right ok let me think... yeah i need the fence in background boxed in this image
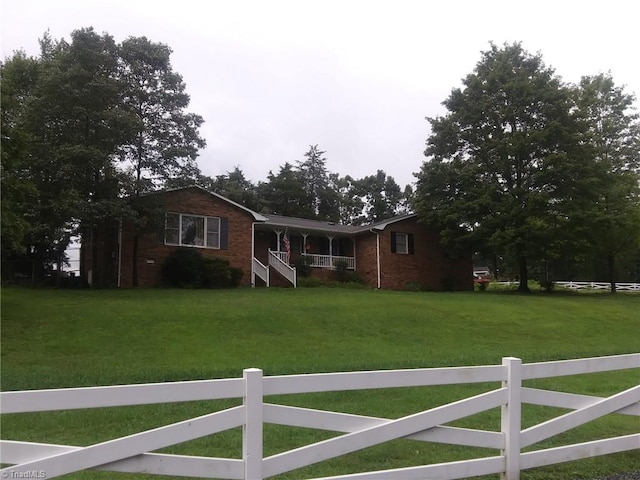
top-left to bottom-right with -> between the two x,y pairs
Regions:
1,354 -> 638,479
555,281 -> 640,292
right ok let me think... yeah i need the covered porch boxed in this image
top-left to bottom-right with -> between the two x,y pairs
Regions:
252,214 -> 361,288
255,228 -> 356,271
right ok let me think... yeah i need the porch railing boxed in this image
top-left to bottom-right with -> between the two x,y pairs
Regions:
268,251 -> 296,288
252,258 -> 269,287
302,254 -> 356,270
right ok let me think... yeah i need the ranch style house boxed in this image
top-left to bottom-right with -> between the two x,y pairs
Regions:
82,186 -> 472,290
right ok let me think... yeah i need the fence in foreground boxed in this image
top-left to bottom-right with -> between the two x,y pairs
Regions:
1,354 -> 638,479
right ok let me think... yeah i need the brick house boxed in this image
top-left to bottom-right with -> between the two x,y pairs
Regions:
82,186 -> 472,290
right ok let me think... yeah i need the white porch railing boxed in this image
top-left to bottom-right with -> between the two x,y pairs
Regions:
252,257 -> 269,287
302,253 -> 356,270
268,250 -> 296,287
270,250 -> 289,264
1,354 -> 638,479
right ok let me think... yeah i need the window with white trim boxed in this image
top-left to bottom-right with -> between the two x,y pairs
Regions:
165,213 -> 220,249
394,232 -> 409,254
391,231 -> 414,255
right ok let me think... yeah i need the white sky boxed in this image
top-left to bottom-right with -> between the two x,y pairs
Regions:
2,0 -> 639,189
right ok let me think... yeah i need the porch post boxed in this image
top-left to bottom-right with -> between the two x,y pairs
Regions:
251,222 -> 255,287
274,230 -> 282,253
351,237 -> 356,270
327,235 -> 334,268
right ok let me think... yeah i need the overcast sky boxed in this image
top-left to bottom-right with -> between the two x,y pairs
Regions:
2,0 -> 639,189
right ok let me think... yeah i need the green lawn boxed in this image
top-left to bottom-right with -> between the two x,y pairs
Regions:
1,287 -> 639,479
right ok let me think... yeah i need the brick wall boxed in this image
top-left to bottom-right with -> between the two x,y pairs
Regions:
355,218 -> 472,291
119,187 -> 257,287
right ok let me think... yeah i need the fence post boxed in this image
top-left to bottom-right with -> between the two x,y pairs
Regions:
243,368 -> 263,480
501,357 -> 522,480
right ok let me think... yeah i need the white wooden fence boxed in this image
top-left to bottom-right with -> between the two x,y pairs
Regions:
496,281 -> 640,292
555,281 -> 640,292
1,354 -> 638,479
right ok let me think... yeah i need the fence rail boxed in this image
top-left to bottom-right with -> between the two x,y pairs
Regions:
1,354 -> 638,479
555,281 -> 640,291
496,281 -> 640,291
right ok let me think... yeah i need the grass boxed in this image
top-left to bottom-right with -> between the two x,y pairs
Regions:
1,287 -> 639,479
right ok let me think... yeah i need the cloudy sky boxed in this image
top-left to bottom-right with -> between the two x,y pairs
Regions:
2,0 -> 639,189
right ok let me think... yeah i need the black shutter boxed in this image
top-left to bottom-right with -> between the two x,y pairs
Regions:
408,233 -> 415,255
390,231 -> 397,253
220,217 -> 228,249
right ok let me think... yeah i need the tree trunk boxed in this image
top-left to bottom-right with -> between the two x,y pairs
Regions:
132,234 -> 139,287
518,256 -> 530,292
91,227 -> 100,288
608,254 -> 617,294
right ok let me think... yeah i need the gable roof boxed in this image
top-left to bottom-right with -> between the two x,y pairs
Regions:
159,185 -> 268,222
361,213 -> 418,232
159,186 -> 419,233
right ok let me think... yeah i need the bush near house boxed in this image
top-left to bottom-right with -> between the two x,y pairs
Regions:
162,248 -> 243,288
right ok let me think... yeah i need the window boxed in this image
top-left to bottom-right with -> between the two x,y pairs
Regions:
165,213 -> 221,249
394,233 -> 409,254
391,232 -> 414,255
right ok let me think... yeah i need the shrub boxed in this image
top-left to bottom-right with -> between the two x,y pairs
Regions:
298,276 -> 325,288
440,277 -> 456,291
333,260 -> 362,284
294,255 -> 314,277
404,281 -> 427,292
162,248 -> 203,287
540,280 -> 555,293
162,248 -> 243,288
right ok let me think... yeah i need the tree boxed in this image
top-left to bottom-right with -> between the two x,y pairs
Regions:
573,74 -> 640,293
296,145 -> 340,221
331,173 -> 364,225
117,36 -> 206,285
2,29 -> 135,284
414,43 -> 586,292
118,36 -> 205,194
258,163 -> 314,217
356,170 -> 406,223
199,166 -> 262,211
1,29 -> 206,286
1,51 -> 39,260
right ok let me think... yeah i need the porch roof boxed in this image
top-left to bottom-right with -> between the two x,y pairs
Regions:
259,214 -> 361,235
257,213 -> 419,235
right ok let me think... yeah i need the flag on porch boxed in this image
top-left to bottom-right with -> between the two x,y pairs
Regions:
283,230 -> 291,261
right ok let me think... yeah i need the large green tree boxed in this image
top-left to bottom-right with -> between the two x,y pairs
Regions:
199,166 -> 262,212
356,170 -> 407,223
573,74 -> 640,292
2,29 -> 135,283
296,145 -> 341,221
258,162 -> 314,218
118,36 -> 205,194
116,36 -> 206,286
415,43 -> 587,292
1,28 -> 206,286
0,52 -> 39,261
